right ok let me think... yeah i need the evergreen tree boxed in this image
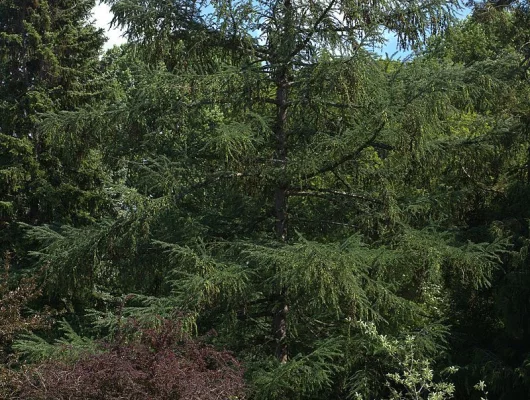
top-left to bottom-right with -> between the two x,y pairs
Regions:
100,0 -> 461,366
0,0 -> 107,263
421,2 -> 530,397
11,0 -> 530,398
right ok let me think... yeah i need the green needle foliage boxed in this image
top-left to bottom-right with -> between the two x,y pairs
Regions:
0,0 -> 109,266
1,0 -> 530,398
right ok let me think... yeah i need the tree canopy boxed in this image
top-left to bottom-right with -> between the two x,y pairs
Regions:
1,0 -> 530,398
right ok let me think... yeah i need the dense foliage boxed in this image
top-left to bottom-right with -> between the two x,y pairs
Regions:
0,0 -> 109,264
8,318 -> 245,400
1,0 -> 529,398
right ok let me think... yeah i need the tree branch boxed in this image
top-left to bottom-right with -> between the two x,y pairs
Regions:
288,0 -> 338,60
288,188 -> 381,203
301,121 -> 386,180
173,171 -> 248,201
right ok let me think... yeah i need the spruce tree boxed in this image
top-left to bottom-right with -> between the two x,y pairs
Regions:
0,0 -> 106,262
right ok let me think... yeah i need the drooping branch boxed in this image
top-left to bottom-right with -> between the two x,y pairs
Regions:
288,188 -> 381,203
301,121 -> 386,180
173,171 -> 248,202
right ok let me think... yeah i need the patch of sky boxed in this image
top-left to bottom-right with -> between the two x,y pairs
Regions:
376,5 -> 472,59
92,1 -> 472,57
92,2 -> 127,50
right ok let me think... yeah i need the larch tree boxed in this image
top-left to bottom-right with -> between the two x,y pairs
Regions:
102,0 -> 457,360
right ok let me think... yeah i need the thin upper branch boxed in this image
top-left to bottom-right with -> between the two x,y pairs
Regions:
301,121 -> 386,180
288,0 -> 339,60
289,187 -> 381,203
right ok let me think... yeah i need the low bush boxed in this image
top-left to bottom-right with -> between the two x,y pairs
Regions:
10,318 -> 245,399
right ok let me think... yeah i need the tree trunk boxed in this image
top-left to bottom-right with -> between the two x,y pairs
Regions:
271,0 -> 292,360
272,75 -> 290,363
527,145 -> 530,184
272,78 -> 289,363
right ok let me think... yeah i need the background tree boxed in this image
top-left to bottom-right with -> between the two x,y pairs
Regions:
0,0 -> 108,265
421,1 -> 530,397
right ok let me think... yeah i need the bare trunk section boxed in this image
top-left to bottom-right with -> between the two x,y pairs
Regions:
271,8 -> 291,359
273,302 -> 289,362
272,76 -> 290,363
527,146 -> 530,184
274,77 -> 289,240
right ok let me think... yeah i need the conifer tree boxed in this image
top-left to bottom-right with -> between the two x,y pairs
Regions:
420,2 -> 530,397
0,0 -> 107,262
21,0 -> 514,398
100,0 -> 458,361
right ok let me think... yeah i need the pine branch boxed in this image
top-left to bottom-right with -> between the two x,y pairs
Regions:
288,0 -> 339,60
173,171 -> 248,202
289,188 -> 381,203
302,121 -> 386,180
290,217 -> 358,228
237,310 -> 272,320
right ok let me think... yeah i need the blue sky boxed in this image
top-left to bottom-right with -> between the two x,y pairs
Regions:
92,2 -> 471,55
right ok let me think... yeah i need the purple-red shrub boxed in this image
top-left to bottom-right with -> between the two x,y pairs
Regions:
1,252 -> 50,398
0,253 -> 49,357
13,318 -> 246,400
